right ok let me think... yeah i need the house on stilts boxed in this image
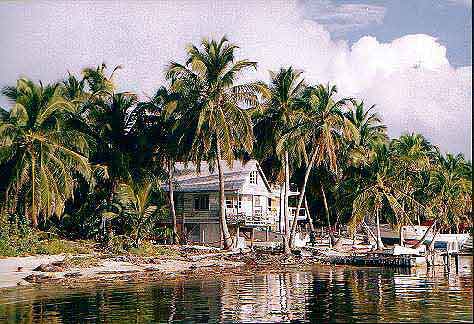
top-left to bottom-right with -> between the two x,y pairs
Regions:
162,159 -> 308,247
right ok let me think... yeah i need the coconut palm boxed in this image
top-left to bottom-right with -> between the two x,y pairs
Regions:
253,66 -> 306,253
0,78 -> 91,227
331,101 -> 388,229
390,133 -> 434,225
138,86 -> 181,244
349,144 -> 427,250
343,100 -> 387,167
285,84 -> 350,248
115,179 -> 159,247
427,153 -> 472,232
166,36 -> 259,249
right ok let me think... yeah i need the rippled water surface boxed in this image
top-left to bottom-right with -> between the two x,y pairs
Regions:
0,257 -> 472,323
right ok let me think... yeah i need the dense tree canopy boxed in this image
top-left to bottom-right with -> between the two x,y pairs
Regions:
0,36 -> 471,251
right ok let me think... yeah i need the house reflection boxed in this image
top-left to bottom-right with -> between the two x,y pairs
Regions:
0,262 -> 472,323
219,271 -> 313,322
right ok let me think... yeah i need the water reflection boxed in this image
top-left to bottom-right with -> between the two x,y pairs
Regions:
0,257 -> 472,323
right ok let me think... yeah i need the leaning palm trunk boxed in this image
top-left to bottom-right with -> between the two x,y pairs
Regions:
321,184 -> 334,248
413,220 -> 437,249
282,150 -> 291,254
289,151 -> 317,248
305,197 -> 316,233
375,208 -> 384,250
168,160 -> 178,244
216,143 -> 233,250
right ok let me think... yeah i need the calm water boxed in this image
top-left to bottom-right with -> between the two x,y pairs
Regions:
0,257 -> 472,323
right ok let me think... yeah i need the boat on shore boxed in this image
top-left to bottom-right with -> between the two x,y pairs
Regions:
378,223 -> 472,252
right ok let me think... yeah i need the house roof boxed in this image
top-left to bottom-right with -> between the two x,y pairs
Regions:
166,159 -> 272,193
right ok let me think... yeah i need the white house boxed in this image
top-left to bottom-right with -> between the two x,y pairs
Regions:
163,159 -> 307,245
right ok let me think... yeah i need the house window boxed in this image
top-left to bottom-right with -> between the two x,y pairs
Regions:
193,195 -> 209,210
226,197 -> 242,210
250,171 -> 258,184
268,198 -> 272,211
173,193 -> 184,210
254,196 -> 261,206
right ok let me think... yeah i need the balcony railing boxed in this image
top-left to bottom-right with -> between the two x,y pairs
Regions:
226,211 -> 276,227
288,207 -> 307,220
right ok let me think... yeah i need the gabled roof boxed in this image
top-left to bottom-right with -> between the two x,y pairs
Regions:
166,159 -> 272,193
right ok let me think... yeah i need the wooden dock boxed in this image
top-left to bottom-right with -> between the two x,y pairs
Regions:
324,253 -> 420,267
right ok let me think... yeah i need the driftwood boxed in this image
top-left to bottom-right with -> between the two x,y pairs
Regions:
187,249 -> 249,262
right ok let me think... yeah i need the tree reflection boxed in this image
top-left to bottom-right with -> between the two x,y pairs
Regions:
0,260 -> 472,323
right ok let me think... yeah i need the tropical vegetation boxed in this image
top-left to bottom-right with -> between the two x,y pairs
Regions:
0,36 -> 471,255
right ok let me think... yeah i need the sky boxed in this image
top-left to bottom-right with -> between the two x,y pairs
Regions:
0,0 -> 471,158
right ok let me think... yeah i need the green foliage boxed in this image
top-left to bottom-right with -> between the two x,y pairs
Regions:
34,239 -> 93,255
0,214 -> 39,256
0,214 -> 93,256
0,36 -> 471,253
0,79 -> 91,227
115,179 -> 163,247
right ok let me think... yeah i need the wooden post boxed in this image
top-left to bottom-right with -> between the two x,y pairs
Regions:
265,226 -> 269,241
305,196 -> 315,233
251,194 -> 254,222
236,225 -> 240,248
236,194 -> 239,215
455,254 -> 459,273
250,228 -> 255,248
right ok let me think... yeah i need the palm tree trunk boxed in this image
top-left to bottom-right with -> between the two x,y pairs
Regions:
305,196 -> 315,233
31,155 -> 38,228
168,159 -> 178,244
399,225 -> 404,247
413,220 -> 437,249
282,150 -> 291,254
321,184 -> 333,248
216,142 -> 232,250
375,208 -> 384,250
135,226 -> 142,248
289,150 -> 317,248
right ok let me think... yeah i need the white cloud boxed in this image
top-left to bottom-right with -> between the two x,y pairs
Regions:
0,0 -> 471,157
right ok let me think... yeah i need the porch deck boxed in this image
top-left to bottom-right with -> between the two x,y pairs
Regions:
226,212 -> 276,227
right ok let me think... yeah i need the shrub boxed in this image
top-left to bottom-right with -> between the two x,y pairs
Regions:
34,239 -> 94,255
0,214 -> 39,257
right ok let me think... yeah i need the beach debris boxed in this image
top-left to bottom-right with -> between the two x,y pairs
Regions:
16,279 -> 30,286
24,273 -> 58,283
33,261 -> 65,272
64,272 -> 82,278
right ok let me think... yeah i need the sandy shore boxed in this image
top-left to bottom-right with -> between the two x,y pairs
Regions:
0,248 -> 252,289
0,254 -> 67,288
0,243 -> 369,289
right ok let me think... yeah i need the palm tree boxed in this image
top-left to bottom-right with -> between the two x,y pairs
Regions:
139,87 -> 181,244
349,144 -> 426,250
286,84 -> 349,248
166,36 -> 259,250
115,179 -> 158,247
0,78 -> 91,227
343,100 -> 387,167
253,67 -> 306,253
390,133 -> 434,225
427,152 -> 472,232
59,65 -> 147,241
330,100 -> 388,235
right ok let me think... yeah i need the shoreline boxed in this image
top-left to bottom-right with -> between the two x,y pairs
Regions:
0,246 -> 318,290
2,245 -> 472,291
